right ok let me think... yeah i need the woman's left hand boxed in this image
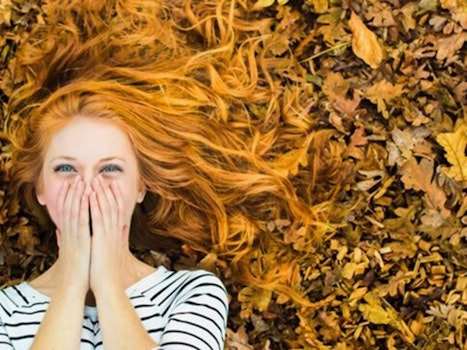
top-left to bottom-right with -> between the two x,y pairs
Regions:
89,175 -> 130,294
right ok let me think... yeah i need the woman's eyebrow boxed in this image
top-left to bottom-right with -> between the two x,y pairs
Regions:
51,156 -> 127,162
52,156 -> 76,161
98,156 -> 127,163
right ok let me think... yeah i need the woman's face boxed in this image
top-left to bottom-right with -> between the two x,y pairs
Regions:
35,116 -> 146,227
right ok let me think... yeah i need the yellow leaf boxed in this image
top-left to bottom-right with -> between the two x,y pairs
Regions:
317,9 -> 347,44
440,0 -> 457,9
309,0 -> 328,14
252,0 -> 275,10
364,79 -> 405,118
359,303 -> 392,325
436,124 -> 467,186
238,286 -> 272,312
361,294 -> 416,344
272,135 -> 312,176
274,149 -> 308,177
349,11 -> 383,68
0,0 -> 12,26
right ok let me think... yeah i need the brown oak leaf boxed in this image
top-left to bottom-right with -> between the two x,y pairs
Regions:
345,127 -> 368,160
317,8 -> 347,44
363,79 -> 405,118
399,158 -> 450,219
436,32 -> 467,60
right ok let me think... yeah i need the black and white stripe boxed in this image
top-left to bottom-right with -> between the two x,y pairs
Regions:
0,266 -> 228,349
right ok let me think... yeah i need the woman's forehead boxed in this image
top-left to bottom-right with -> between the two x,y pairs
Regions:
43,117 -> 135,161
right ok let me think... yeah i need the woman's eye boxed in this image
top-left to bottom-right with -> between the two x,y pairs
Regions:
101,164 -> 123,173
53,164 -> 75,172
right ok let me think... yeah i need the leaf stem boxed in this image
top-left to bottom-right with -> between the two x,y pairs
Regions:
299,41 -> 350,64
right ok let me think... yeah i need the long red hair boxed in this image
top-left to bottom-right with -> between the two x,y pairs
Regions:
6,0 -> 334,306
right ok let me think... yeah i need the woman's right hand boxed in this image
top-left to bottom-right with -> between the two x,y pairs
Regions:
54,176 -> 91,293
29,176 -> 91,349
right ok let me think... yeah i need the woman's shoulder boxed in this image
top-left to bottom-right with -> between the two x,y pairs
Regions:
135,266 -> 228,300
158,266 -> 226,289
136,266 -> 229,317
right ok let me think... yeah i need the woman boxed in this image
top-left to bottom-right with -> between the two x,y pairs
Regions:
0,110 -> 228,349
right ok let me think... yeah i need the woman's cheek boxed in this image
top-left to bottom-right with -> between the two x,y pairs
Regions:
42,182 -> 66,226
121,191 -> 137,224
114,184 -> 138,224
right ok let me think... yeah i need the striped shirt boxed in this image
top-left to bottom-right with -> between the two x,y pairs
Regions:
0,266 -> 228,349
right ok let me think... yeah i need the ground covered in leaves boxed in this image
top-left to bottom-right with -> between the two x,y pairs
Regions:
1,0 -> 466,349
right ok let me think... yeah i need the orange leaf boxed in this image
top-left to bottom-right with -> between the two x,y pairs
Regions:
349,11 -> 383,68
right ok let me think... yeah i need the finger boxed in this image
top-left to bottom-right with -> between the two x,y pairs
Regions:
90,190 -> 104,238
62,176 -> 81,237
110,180 -> 125,230
78,190 -> 90,238
92,175 -> 116,233
91,176 -> 109,230
69,179 -> 85,236
55,180 -> 71,230
99,176 -> 118,230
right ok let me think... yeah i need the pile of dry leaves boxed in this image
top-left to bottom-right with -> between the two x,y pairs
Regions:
1,0 -> 466,349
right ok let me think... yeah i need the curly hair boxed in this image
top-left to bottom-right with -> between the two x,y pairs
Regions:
6,0 -> 332,306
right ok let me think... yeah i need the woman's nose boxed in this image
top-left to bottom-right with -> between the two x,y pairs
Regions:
81,175 -> 94,195
83,183 -> 92,196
